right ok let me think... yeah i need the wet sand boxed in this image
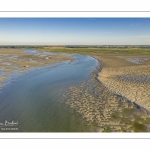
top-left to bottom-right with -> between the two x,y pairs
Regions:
64,54 -> 150,132
95,55 -> 150,111
0,48 -> 74,87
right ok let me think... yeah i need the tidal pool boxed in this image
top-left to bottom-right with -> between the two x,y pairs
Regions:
0,53 -> 99,132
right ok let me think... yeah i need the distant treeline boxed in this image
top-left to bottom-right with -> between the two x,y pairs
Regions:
65,45 -> 150,48
1,45 -> 150,49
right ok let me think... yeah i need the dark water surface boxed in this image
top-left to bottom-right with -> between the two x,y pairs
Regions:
0,52 -> 98,132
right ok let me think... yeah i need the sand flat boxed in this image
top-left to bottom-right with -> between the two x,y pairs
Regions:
95,54 -> 150,111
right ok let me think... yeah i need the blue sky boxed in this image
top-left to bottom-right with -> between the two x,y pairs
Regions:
0,18 -> 150,45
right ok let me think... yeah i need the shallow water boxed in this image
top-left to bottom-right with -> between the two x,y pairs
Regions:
0,72 -> 5,76
0,52 -> 98,132
116,74 -> 150,83
126,58 -> 148,64
24,49 -> 36,54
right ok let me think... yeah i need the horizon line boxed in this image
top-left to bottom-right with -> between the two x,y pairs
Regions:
1,45 -> 150,46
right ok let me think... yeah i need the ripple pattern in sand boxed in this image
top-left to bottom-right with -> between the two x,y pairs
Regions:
98,65 -> 150,111
63,71 -> 150,132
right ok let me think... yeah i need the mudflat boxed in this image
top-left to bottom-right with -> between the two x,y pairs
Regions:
0,48 -> 74,87
64,53 -> 150,132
